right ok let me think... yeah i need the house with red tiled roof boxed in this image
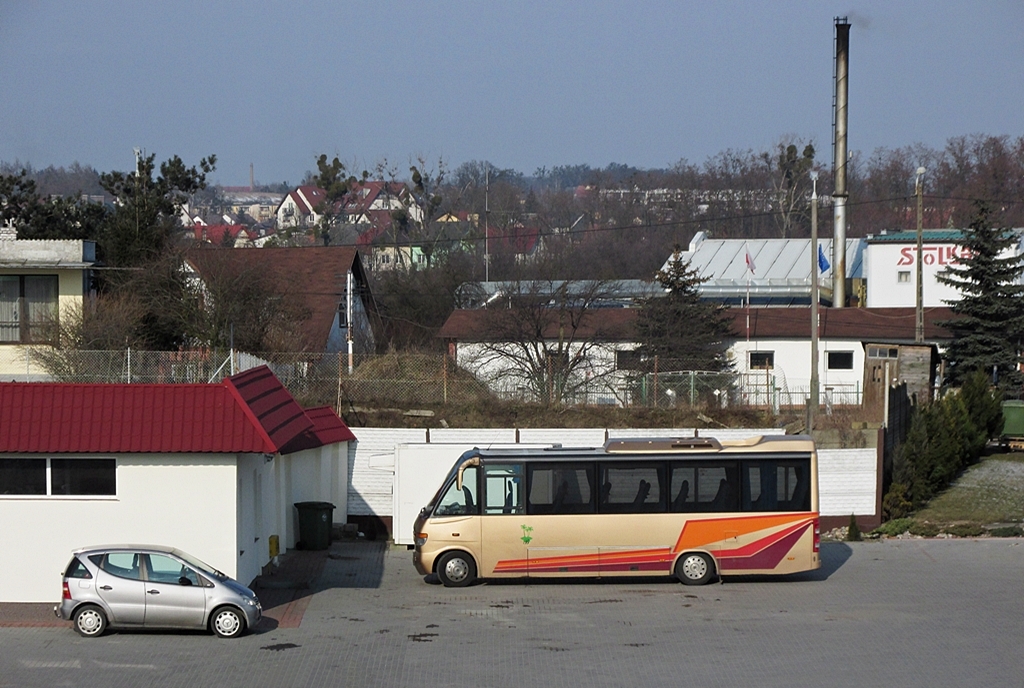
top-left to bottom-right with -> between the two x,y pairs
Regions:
0,366 -> 356,603
185,246 -> 378,354
438,305 -> 954,408
192,224 -> 258,247
275,185 -> 328,228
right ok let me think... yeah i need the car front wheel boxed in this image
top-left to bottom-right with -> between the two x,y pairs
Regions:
73,604 -> 107,638
210,606 -> 246,638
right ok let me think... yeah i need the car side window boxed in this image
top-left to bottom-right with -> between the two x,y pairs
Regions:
146,554 -> 200,586
90,552 -> 142,581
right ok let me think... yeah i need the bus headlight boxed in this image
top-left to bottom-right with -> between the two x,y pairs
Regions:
415,533 -> 428,547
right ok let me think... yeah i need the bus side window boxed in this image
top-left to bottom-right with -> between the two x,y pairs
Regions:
742,461 -> 778,511
600,464 -> 665,513
527,464 -> 595,515
695,463 -> 738,512
483,464 -> 523,515
778,461 -> 811,511
670,465 -> 696,512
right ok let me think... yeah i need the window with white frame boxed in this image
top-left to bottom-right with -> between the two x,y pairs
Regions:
0,458 -> 116,496
749,351 -> 774,370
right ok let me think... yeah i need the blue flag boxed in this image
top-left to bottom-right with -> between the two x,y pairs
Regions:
818,244 -> 831,273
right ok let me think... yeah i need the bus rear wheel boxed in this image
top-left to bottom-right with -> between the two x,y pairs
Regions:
676,552 -> 715,585
436,551 -> 477,587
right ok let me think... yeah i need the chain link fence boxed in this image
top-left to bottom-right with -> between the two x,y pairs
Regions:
22,348 -> 862,411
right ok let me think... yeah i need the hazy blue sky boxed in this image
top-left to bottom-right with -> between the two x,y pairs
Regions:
1,1 -> 1022,186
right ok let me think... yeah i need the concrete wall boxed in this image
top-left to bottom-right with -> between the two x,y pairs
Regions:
1,453 -> 237,603
281,442 -> 349,549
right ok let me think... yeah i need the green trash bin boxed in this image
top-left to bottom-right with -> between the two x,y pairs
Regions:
294,501 -> 335,550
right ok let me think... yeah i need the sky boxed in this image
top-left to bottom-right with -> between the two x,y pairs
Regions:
1,1 -> 1022,187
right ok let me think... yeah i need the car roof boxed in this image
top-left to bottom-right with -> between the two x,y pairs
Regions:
72,544 -> 178,556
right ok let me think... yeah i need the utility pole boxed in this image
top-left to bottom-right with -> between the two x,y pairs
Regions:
484,165 -> 490,283
915,166 -> 926,343
809,171 -> 820,433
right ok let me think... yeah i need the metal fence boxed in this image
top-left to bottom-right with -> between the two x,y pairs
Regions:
22,348 -> 863,411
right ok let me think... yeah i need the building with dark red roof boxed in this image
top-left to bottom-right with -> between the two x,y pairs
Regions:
186,246 -> 378,354
438,305 -> 954,408
0,366 -> 356,603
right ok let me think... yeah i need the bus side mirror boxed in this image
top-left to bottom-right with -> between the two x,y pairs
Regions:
456,466 -> 464,491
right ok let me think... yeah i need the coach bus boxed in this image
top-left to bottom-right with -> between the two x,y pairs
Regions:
412,434 -> 819,587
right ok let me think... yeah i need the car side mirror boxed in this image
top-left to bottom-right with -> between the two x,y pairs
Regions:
178,577 -> 193,586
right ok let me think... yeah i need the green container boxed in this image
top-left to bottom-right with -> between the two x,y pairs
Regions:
1001,401 -> 1024,438
294,501 -> 335,550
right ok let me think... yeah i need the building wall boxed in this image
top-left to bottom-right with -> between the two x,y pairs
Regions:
280,443 -> 349,549
865,242 -> 969,308
0,266 -> 88,380
864,240 -> 1022,308
730,338 -> 865,407
1,453 -> 237,603
235,452 -> 279,587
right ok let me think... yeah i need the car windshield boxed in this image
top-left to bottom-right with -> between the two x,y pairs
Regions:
173,550 -> 227,580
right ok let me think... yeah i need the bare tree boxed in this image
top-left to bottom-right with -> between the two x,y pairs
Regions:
463,278 -> 630,405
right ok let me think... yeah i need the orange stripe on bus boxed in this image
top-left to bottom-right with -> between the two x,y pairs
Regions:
672,513 -> 813,552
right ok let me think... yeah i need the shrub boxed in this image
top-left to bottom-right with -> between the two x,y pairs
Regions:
943,523 -> 986,538
988,525 -> 1024,538
882,482 -> 913,520
845,514 -> 862,541
872,518 -> 914,536
908,521 -> 940,537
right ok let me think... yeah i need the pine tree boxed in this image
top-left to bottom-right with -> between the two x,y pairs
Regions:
633,248 -> 734,371
937,203 -> 1024,388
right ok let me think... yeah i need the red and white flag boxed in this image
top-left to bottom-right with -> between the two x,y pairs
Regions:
744,245 -> 756,275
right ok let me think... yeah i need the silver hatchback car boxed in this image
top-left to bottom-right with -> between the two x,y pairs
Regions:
55,545 -> 261,638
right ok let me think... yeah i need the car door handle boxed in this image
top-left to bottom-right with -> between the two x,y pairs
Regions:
100,585 -> 112,590
147,590 -> 160,595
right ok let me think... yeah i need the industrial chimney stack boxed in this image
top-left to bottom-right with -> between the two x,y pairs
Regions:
832,16 -> 850,307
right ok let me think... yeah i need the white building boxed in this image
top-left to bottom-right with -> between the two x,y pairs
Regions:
863,229 -> 1024,308
0,366 -> 354,603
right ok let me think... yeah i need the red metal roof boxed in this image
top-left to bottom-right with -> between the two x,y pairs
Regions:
0,366 -> 354,455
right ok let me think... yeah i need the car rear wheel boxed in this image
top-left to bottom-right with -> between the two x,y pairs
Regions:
676,552 -> 716,585
73,604 -> 107,637
210,606 -> 246,638
436,550 -> 477,587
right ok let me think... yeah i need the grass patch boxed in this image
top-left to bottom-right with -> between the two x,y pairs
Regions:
913,456 -> 1024,524
989,525 -> 1024,537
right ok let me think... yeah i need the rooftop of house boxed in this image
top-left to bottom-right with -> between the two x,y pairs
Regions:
438,306 -> 956,343
0,365 -> 355,455
185,246 -> 369,352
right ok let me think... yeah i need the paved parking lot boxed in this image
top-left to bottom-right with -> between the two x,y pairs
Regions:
2,538 -> 1022,687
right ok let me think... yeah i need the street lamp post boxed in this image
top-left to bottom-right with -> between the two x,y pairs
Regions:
915,166 -> 926,343
809,171 -> 819,433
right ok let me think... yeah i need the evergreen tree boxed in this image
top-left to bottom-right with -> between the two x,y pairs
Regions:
937,203 -> 1024,388
633,247 -> 734,371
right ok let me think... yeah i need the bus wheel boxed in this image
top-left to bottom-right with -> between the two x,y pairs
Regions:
437,551 -> 477,587
676,552 -> 715,585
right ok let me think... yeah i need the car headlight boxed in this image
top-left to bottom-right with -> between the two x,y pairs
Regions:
415,533 -> 428,547
245,597 -> 257,606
